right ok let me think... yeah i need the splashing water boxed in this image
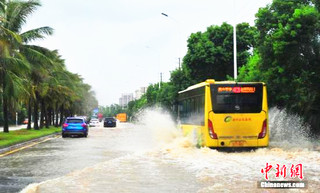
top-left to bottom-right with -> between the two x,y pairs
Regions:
268,107 -> 318,150
134,107 -> 194,149
134,107 -> 319,150
135,107 -> 180,144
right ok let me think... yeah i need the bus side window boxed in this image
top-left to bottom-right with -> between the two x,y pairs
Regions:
191,98 -> 195,117
199,96 -> 205,125
186,99 -> 191,118
179,103 -> 183,112
180,100 -> 184,123
182,100 -> 187,124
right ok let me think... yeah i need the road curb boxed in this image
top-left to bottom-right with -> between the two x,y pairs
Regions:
0,133 -> 61,156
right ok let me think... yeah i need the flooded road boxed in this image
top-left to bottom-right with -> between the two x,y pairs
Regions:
1,108 -> 319,193
0,124 -> 133,193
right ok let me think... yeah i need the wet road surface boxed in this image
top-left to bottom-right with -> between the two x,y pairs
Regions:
1,109 -> 320,193
0,123 -> 134,192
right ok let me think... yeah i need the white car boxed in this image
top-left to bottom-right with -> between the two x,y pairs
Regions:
89,119 -> 100,127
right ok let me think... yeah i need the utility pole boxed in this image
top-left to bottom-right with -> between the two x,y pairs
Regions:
159,72 -> 163,89
233,24 -> 237,80
233,0 -> 238,80
161,13 -> 182,70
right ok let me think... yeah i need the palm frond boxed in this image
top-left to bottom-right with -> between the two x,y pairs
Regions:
5,0 -> 41,32
0,25 -> 22,44
3,69 -> 29,100
19,45 -> 53,68
20,26 -> 53,43
0,0 -> 5,14
23,44 -> 55,58
0,54 -> 30,73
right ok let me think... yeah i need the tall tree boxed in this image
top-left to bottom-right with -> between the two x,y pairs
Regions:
0,1 -> 98,131
2,0 -> 53,131
183,22 -> 257,82
0,0 -> 34,132
239,0 -> 320,133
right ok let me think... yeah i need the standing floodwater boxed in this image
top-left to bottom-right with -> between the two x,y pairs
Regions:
17,108 -> 320,193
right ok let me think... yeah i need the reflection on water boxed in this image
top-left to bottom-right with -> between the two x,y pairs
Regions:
21,108 -> 320,193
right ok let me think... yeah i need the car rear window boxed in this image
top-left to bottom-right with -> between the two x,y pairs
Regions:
105,118 -> 115,121
66,119 -> 83,123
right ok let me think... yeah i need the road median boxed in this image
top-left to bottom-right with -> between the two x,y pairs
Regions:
0,127 -> 61,156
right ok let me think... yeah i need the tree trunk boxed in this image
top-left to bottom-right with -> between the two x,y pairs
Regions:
51,108 -> 54,126
2,94 -> 9,133
47,107 -> 51,128
40,98 -> 45,128
27,98 -> 32,130
55,103 -> 59,127
33,93 -> 39,130
59,106 -> 64,126
2,70 -> 9,133
51,109 -> 55,126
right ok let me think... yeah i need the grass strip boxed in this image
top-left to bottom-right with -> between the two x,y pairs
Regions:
0,126 -> 61,149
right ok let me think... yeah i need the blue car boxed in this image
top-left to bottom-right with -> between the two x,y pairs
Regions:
62,117 -> 88,138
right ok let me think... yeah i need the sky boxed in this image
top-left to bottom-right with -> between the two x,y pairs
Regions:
24,0 -> 272,106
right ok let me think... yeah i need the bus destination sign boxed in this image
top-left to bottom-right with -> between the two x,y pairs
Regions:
218,86 -> 256,93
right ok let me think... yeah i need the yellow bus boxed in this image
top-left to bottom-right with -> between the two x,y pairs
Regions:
178,79 -> 269,148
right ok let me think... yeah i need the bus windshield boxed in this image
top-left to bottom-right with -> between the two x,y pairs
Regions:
211,84 -> 263,113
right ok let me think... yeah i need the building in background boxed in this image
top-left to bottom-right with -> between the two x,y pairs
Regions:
119,87 -> 146,108
119,93 -> 134,108
134,87 -> 146,100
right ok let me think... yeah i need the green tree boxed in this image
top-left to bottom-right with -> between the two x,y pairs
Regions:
237,51 -> 263,82
5,0 -> 53,130
0,0 -> 38,132
183,22 -> 257,82
145,83 -> 160,106
0,0 -> 98,131
100,104 -> 124,117
241,0 -> 320,133
127,95 -> 147,118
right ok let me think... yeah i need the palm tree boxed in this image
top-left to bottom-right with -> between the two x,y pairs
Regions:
0,0 -> 53,132
36,49 -> 65,128
0,0 -> 29,132
1,1 -> 98,131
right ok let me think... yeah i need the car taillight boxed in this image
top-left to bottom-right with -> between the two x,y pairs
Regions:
258,119 -> 267,139
82,123 -> 87,128
208,119 -> 218,139
63,123 -> 68,128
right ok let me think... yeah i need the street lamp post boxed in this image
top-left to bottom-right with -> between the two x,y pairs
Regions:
233,0 -> 238,80
161,12 -> 181,70
161,13 -> 168,17
233,24 -> 237,80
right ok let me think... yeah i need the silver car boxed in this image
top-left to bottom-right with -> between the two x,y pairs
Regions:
89,119 -> 100,127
